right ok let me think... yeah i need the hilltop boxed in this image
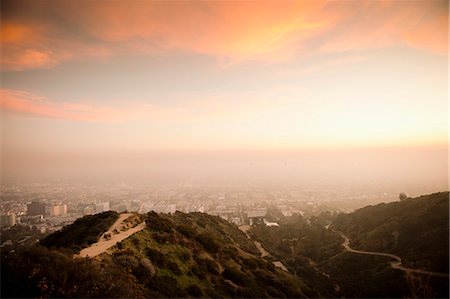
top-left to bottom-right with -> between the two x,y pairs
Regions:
2,211 -> 316,298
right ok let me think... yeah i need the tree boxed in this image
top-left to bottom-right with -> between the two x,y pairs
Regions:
399,193 -> 408,201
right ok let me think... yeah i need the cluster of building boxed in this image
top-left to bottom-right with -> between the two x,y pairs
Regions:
0,182 -> 398,235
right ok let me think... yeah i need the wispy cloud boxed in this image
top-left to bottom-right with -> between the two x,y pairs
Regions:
1,0 -> 446,71
319,1 -> 448,54
0,89 -> 129,122
0,88 -> 292,123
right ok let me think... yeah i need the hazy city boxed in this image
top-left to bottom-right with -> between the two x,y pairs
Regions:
1,0 -> 448,298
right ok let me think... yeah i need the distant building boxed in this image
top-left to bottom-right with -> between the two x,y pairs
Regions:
95,202 -> 110,214
264,220 -> 279,227
49,204 -> 67,216
280,210 -> 293,217
27,201 -> 46,216
0,213 -> 17,227
247,210 -> 267,225
83,206 -> 95,215
229,216 -> 241,225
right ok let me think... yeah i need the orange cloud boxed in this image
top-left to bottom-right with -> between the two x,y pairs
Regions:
403,14 -> 448,53
61,0 -> 332,66
0,89 -> 127,122
0,88 -> 289,123
0,21 -> 112,71
1,0 -> 447,71
319,1 -> 448,54
0,23 -> 62,70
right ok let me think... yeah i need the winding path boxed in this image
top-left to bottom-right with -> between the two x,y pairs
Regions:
78,213 -> 146,258
337,231 -> 449,278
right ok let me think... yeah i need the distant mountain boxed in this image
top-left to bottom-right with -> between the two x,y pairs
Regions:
332,191 -> 449,273
2,211 -> 316,298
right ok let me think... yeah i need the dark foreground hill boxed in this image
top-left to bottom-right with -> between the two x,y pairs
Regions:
2,211 -> 316,298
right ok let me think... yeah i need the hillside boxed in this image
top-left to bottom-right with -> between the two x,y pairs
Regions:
2,211 -> 317,298
2,192 -> 448,298
39,211 -> 120,253
250,192 -> 449,298
332,191 -> 449,273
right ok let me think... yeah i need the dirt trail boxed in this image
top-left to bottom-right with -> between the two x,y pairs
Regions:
78,213 -> 145,258
254,240 -> 270,258
337,231 -> 449,278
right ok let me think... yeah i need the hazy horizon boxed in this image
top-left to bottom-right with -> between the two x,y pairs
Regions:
1,0 -> 448,196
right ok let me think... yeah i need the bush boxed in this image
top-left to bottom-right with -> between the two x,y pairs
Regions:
186,284 -> 203,297
243,258 -> 259,270
145,248 -> 167,268
195,233 -> 219,253
177,224 -> 196,238
149,275 -> 186,297
40,211 -> 119,252
222,267 -> 249,286
190,264 -> 206,279
167,261 -> 182,275
146,212 -> 173,233
152,232 -> 175,244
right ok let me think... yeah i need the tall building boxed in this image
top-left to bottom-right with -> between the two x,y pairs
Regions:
0,213 -> 17,227
27,201 -> 46,216
49,204 -> 67,216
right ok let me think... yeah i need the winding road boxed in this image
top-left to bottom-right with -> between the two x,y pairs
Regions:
337,231 -> 449,278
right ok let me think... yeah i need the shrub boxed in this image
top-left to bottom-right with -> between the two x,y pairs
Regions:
167,261 -> 182,275
195,233 -> 219,253
146,212 -> 173,233
186,284 -> 203,297
149,275 -> 186,297
177,224 -> 196,238
39,211 -> 119,252
145,248 -> 167,268
243,258 -> 259,270
222,267 -> 249,286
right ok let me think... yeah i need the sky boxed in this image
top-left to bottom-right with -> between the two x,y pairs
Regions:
0,0 -> 448,191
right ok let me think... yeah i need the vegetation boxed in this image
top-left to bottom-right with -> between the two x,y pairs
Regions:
39,211 -> 119,253
251,192 -> 449,298
250,214 -> 345,297
1,246 -> 147,298
2,211 -> 314,298
333,191 -> 449,272
2,192 -> 448,298
0,224 -> 48,249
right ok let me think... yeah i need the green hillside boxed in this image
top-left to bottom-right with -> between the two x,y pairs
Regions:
332,191 -> 449,272
2,192 -> 448,298
2,211 -> 316,298
250,192 -> 449,298
39,211 -> 119,253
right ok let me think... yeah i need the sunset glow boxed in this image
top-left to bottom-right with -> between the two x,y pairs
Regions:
0,0 -> 448,187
